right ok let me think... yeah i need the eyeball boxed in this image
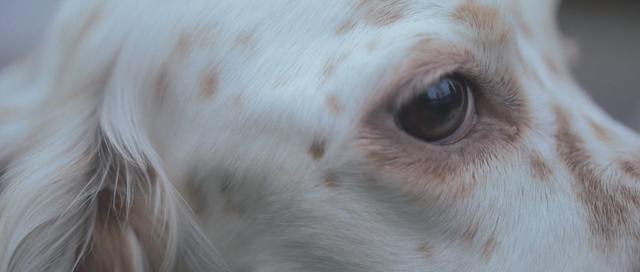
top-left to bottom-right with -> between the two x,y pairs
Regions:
395,74 -> 477,144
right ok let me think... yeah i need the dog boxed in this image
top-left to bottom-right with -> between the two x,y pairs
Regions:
1,0 -> 640,271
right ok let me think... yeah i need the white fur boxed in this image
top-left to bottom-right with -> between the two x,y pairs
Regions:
0,0 -> 638,271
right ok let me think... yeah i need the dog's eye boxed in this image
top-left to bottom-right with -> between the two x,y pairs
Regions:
395,75 -> 476,144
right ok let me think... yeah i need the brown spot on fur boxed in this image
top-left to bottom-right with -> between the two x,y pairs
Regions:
323,177 -> 338,188
200,69 -> 219,98
555,107 -> 640,249
234,31 -> 255,49
176,32 -> 193,59
417,243 -> 433,258
321,54 -> 349,83
308,139 -> 326,161
451,0 -> 511,46
355,0 -> 408,26
621,157 -> 640,181
530,152 -> 553,181
325,95 -> 344,115
544,55 -> 563,76
452,0 -> 498,29
184,179 -> 206,215
336,20 -> 357,35
175,27 -> 217,59
77,6 -> 104,46
480,234 -> 498,262
323,62 -> 337,78
153,30 -> 199,104
588,119 -> 614,143
463,222 -> 480,243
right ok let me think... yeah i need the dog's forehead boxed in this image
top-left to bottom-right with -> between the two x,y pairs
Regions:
188,0 -> 560,117
211,0 -> 557,28
202,0 -> 560,84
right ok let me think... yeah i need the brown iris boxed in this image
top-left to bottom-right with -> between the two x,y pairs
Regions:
395,75 -> 472,143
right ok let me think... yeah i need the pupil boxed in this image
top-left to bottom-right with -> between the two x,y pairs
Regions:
396,76 -> 468,142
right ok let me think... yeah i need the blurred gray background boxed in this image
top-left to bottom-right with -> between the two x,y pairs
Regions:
559,0 -> 640,131
1,0 -> 639,130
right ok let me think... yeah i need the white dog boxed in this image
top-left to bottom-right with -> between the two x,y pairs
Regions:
1,0 -> 640,271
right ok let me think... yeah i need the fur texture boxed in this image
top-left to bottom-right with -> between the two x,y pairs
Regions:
1,0 -> 639,271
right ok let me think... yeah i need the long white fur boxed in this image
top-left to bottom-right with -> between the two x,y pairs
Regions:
0,0 -> 226,271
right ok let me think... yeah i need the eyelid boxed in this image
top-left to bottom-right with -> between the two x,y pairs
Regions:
391,70 -> 459,112
392,71 -> 479,110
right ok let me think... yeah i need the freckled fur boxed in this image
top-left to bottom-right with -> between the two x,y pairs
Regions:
463,222 -> 480,243
452,0 -> 500,29
234,31 -> 256,49
358,38 -> 529,202
1,0 -> 639,271
480,234 -> 498,262
325,94 -> 344,115
589,119 -> 615,143
451,0 -> 512,46
417,244 -> 433,259
309,139 -> 327,161
354,0 -> 409,26
335,20 -> 357,35
555,107 -> 640,249
176,32 -> 193,59
200,69 -> 219,98
620,157 -> 640,181
530,152 -> 553,181
323,62 -> 336,79
323,176 -> 338,188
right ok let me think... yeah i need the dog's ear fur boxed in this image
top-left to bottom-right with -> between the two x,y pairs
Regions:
0,1 -> 225,271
